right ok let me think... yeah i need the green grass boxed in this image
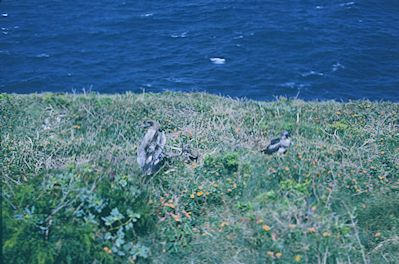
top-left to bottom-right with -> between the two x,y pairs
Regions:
1,92 -> 399,263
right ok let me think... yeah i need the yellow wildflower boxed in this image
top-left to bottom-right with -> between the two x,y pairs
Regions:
171,214 -> 181,222
164,203 -> 175,209
182,210 -> 191,219
197,191 -> 204,197
294,255 -> 302,262
262,224 -> 271,232
220,221 -> 229,228
307,227 -> 316,233
322,231 -> 331,237
275,252 -> 282,258
267,251 -> 274,257
103,246 -> 112,254
227,188 -> 232,193
190,194 -> 195,199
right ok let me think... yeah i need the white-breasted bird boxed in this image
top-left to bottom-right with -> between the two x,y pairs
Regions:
262,131 -> 291,155
137,120 -> 166,175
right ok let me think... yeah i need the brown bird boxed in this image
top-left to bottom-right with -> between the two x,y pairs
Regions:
137,120 -> 166,175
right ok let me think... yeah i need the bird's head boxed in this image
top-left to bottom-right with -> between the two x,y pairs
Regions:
281,130 -> 290,139
141,120 -> 160,130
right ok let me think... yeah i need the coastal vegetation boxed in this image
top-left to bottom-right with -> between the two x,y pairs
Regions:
1,92 -> 398,263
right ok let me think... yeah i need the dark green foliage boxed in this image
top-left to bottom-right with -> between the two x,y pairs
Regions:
2,165 -> 150,264
202,152 -> 239,178
357,193 -> 399,246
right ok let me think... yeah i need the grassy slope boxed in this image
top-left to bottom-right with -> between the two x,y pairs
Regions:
1,92 -> 399,263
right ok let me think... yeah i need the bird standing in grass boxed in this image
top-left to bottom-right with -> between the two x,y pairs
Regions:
262,131 -> 291,155
137,120 -> 166,175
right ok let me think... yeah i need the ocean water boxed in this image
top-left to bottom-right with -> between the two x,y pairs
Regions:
1,0 -> 398,101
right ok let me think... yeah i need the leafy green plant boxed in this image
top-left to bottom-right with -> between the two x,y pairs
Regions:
3,164 -> 151,264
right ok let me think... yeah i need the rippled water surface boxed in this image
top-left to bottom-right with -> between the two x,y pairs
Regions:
1,0 -> 398,100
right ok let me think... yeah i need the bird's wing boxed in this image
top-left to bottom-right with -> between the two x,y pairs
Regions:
270,138 -> 280,145
137,128 -> 158,168
157,131 -> 166,148
137,123 -> 165,175
138,128 -> 157,153
262,138 -> 281,154
152,131 -> 166,161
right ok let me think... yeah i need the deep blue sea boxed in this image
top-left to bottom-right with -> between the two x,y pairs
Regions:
1,0 -> 398,101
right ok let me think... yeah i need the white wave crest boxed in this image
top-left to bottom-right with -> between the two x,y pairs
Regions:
36,53 -> 50,58
170,32 -> 187,38
340,2 -> 355,7
210,57 -> 226,64
332,62 -> 345,72
141,13 -> 154,17
301,70 -> 324,77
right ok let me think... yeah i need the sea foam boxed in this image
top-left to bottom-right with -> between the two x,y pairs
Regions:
210,58 -> 226,64
332,62 -> 345,72
36,53 -> 50,58
141,13 -> 154,17
301,71 -> 324,77
171,32 -> 188,38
